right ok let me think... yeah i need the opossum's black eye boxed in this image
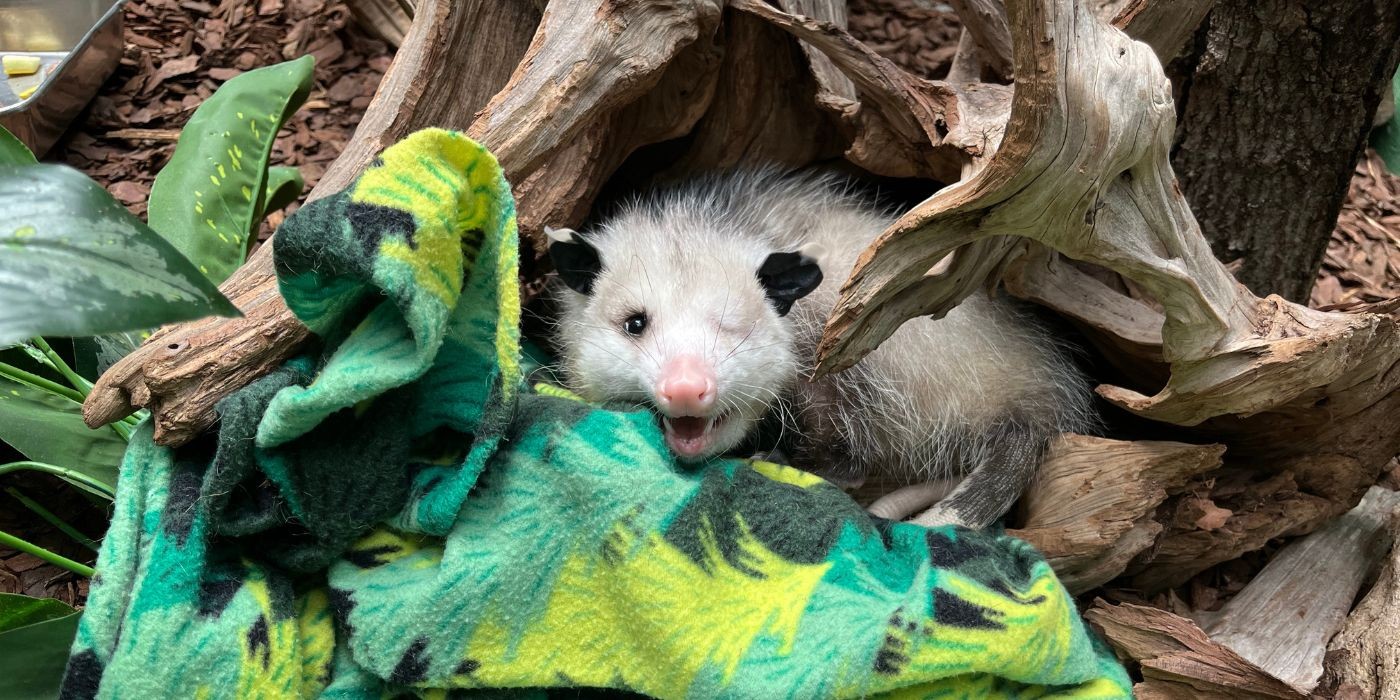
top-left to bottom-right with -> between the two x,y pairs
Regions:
623,312 -> 648,337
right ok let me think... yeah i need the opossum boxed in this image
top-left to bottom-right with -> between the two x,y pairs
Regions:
545,168 -> 1094,528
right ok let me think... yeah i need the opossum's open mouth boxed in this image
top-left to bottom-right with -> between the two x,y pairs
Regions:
661,411 -> 732,459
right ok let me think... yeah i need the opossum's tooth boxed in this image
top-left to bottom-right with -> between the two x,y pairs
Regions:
703,416 -> 715,432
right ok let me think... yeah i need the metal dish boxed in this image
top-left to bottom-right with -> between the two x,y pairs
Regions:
0,0 -> 126,156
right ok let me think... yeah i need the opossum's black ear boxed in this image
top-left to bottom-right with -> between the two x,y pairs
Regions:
546,226 -> 601,295
757,251 -> 823,316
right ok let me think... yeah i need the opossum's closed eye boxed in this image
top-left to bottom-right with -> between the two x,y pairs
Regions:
622,311 -> 648,337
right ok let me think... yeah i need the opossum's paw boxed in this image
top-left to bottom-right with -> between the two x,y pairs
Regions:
908,503 -> 971,529
910,495 -> 1008,530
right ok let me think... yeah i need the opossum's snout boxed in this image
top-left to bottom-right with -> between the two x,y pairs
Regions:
656,356 -> 716,415
654,355 -> 731,459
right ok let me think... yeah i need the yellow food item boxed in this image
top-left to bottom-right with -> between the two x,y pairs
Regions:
3,55 -> 41,76
17,85 -> 36,99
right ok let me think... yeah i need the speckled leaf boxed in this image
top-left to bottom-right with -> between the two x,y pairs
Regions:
71,332 -> 144,380
0,125 -> 36,166
0,594 -> 75,633
263,165 -> 305,211
0,610 -> 80,699
255,166 -> 305,249
0,374 -> 123,491
147,55 -> 314,284
0,164 -> 240,347
1374,67 -> 1400,175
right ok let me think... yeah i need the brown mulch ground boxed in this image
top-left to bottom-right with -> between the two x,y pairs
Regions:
1312,150 -> 1400,308
49,0 -> 391,220
847,0 -> 964,80
0,472 -> 101,606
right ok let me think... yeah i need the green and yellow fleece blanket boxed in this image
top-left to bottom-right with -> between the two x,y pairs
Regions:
61,129 -> 1131,699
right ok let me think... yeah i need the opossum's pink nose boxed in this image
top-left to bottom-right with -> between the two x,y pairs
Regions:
656,356 -> 716,415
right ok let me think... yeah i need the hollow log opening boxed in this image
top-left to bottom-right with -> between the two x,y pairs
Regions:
80,0 -> 1400,694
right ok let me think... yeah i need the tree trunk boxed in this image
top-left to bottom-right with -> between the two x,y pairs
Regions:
1171,0 -> 1400,302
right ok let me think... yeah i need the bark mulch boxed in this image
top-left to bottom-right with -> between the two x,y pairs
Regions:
49,0 -> 391,222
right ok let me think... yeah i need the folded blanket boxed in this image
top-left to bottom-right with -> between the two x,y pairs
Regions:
61,129 -> 1131,699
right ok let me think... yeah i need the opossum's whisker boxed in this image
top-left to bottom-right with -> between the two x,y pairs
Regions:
721,320 -> 759,363
572,335 -> 644,378
712,274 -> 732,359
719,341 -> 786,365
724,381 -> 803,447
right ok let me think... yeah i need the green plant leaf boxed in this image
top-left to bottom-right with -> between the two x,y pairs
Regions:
1374,67 -> 1400,175
262,165 -> 305,217
71,332 -> 145,380
147,55 -> 315,284
0,125 -> 36,166
0,593 -> 75,633
0,164 -> 240,347
0,610 -> 80,699
0,374 -> 123,492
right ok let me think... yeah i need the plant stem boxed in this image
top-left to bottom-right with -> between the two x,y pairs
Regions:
30,337 -> 94,397
0,362 -> 85,403
109,421 -> 131,442
0,529 -> 94,577
0,461 -> 115,500
5,487 -> 98,551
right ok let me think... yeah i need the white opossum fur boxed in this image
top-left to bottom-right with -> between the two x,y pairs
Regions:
546,168 -> 1095,528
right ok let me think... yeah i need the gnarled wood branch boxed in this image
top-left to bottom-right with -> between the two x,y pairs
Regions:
1087,600 -> 1306,699
1322,510 -> 1400,700
1007,435 -> 1224,594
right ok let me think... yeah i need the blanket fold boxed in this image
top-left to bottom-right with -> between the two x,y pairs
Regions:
62,129 -> 1131,699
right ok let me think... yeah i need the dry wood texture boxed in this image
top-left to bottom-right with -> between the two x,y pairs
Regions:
1087,600 -> 1306,699
806,0 -> 1400,589
1008,435 -> 1224,594
1194,486 -> 1400,694
1322,512 -> 1400,700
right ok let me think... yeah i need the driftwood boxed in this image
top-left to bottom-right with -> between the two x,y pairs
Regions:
1007,435 -> 1224,594
1090,488 -> 1400,697
1322,511 -> 1400,700
1087,601 -> 1307,699
803,0 -> 1400,590
344,0 -> 416,47
1194,486 -> 1400,694
79,1 -> 1400,685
